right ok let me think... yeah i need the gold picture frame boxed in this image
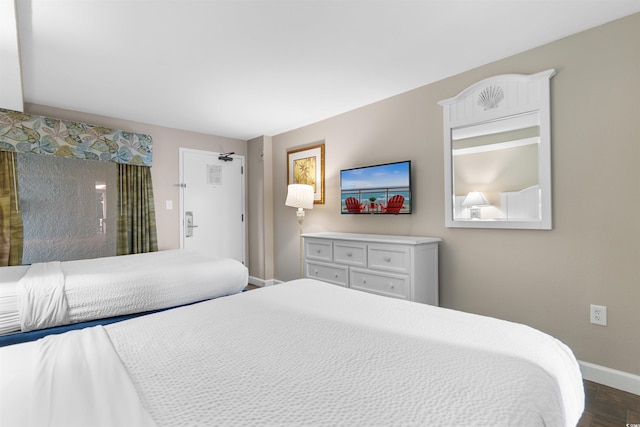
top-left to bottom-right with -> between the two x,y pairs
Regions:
287,143 -> 325,204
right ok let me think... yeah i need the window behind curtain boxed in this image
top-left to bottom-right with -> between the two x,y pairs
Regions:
17,153 -> 118,264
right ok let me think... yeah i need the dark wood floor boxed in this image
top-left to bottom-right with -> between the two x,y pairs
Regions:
579,380 -> 640,426
244,286 -> 639,425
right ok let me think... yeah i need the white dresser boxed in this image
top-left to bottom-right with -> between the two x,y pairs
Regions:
301,232 -> 441,305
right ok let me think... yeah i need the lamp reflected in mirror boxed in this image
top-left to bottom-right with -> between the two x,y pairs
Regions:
462,191 -> 489,219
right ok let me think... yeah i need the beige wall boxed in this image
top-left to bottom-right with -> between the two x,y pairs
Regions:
24,103 -> 247,252
0,0 -> 23,111
247,135 -> 275,283
247,136 -> 265,279
271,14 -> 640,375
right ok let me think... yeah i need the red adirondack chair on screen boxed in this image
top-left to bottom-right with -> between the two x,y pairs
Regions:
344,197 -> 364,213
380,195 -> 405,214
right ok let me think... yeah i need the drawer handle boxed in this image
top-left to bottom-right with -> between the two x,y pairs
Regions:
346,252 -> 352,257
314,269 -> 319,274
334,273 -> 338,278
388,283 -> 395,289
362,278 -> 367,284
316,248 -> 321,253
384,256 -> 391,262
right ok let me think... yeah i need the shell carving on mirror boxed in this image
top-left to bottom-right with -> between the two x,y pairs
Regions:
477,85 -> 504,110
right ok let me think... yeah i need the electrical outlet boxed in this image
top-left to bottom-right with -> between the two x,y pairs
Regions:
590,304 -> 607,326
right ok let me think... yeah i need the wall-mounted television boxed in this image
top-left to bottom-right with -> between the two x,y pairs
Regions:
340,160 -> 412,215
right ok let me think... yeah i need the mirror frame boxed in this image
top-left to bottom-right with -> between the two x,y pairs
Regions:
438,69 -> 556,229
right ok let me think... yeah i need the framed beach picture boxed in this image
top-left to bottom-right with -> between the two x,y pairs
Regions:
287,143 -> 324,204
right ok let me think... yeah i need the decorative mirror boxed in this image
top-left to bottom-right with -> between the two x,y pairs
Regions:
438,69 -> 556,229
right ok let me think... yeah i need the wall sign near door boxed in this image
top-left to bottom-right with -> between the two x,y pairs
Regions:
207,164 -> 223,185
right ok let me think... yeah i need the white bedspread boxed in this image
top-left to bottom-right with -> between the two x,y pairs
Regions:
0,279 -> 584,426
1,249 -> 248,334
62,250 -> 247,324
16,262 -> 68,332
0,326 -> 156,427
0,266 -> 29,335
107,279 -> 583,426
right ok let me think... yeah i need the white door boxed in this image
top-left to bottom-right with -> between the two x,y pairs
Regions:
179,148 -> 245,264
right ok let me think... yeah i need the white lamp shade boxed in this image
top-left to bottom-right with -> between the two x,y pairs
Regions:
285,184 -> 314,209
462,191 -> 489,207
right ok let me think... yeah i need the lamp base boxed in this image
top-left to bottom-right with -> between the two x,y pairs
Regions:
296,207 -> 305,225
469,207 -> 481,219
296,208 -> 305,277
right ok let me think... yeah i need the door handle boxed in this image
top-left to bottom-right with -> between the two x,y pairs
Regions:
185,211 -> 199,237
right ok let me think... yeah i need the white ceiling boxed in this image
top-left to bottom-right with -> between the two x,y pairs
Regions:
14,1 -> 640,140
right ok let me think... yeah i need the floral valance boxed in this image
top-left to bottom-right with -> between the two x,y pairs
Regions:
0,108 -> 152,167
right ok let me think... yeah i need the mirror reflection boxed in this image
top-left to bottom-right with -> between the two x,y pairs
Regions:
452,112 -> 540,221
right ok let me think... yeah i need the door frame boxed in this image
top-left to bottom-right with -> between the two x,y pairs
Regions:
178,147 -> 247,264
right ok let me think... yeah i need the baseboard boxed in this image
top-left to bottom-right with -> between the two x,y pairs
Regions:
579,360 -> 640,396
248,276 -> 282,287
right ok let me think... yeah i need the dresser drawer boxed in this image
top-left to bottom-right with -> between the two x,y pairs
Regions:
305,239 -> 333,262
349,268 -> 409,299
367,245 -> 410,273
334,242 -> 366,266
305,261 -> 348,287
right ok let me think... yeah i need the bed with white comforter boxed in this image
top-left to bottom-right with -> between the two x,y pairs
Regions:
0,278 -> 584,427
0,249 -> 248,337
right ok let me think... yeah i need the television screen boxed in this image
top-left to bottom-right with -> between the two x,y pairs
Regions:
340,160 -> 411,214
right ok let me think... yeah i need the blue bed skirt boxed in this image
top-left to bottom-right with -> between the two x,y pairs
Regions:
0,289 -> 248,347
0,310 -> 156,347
